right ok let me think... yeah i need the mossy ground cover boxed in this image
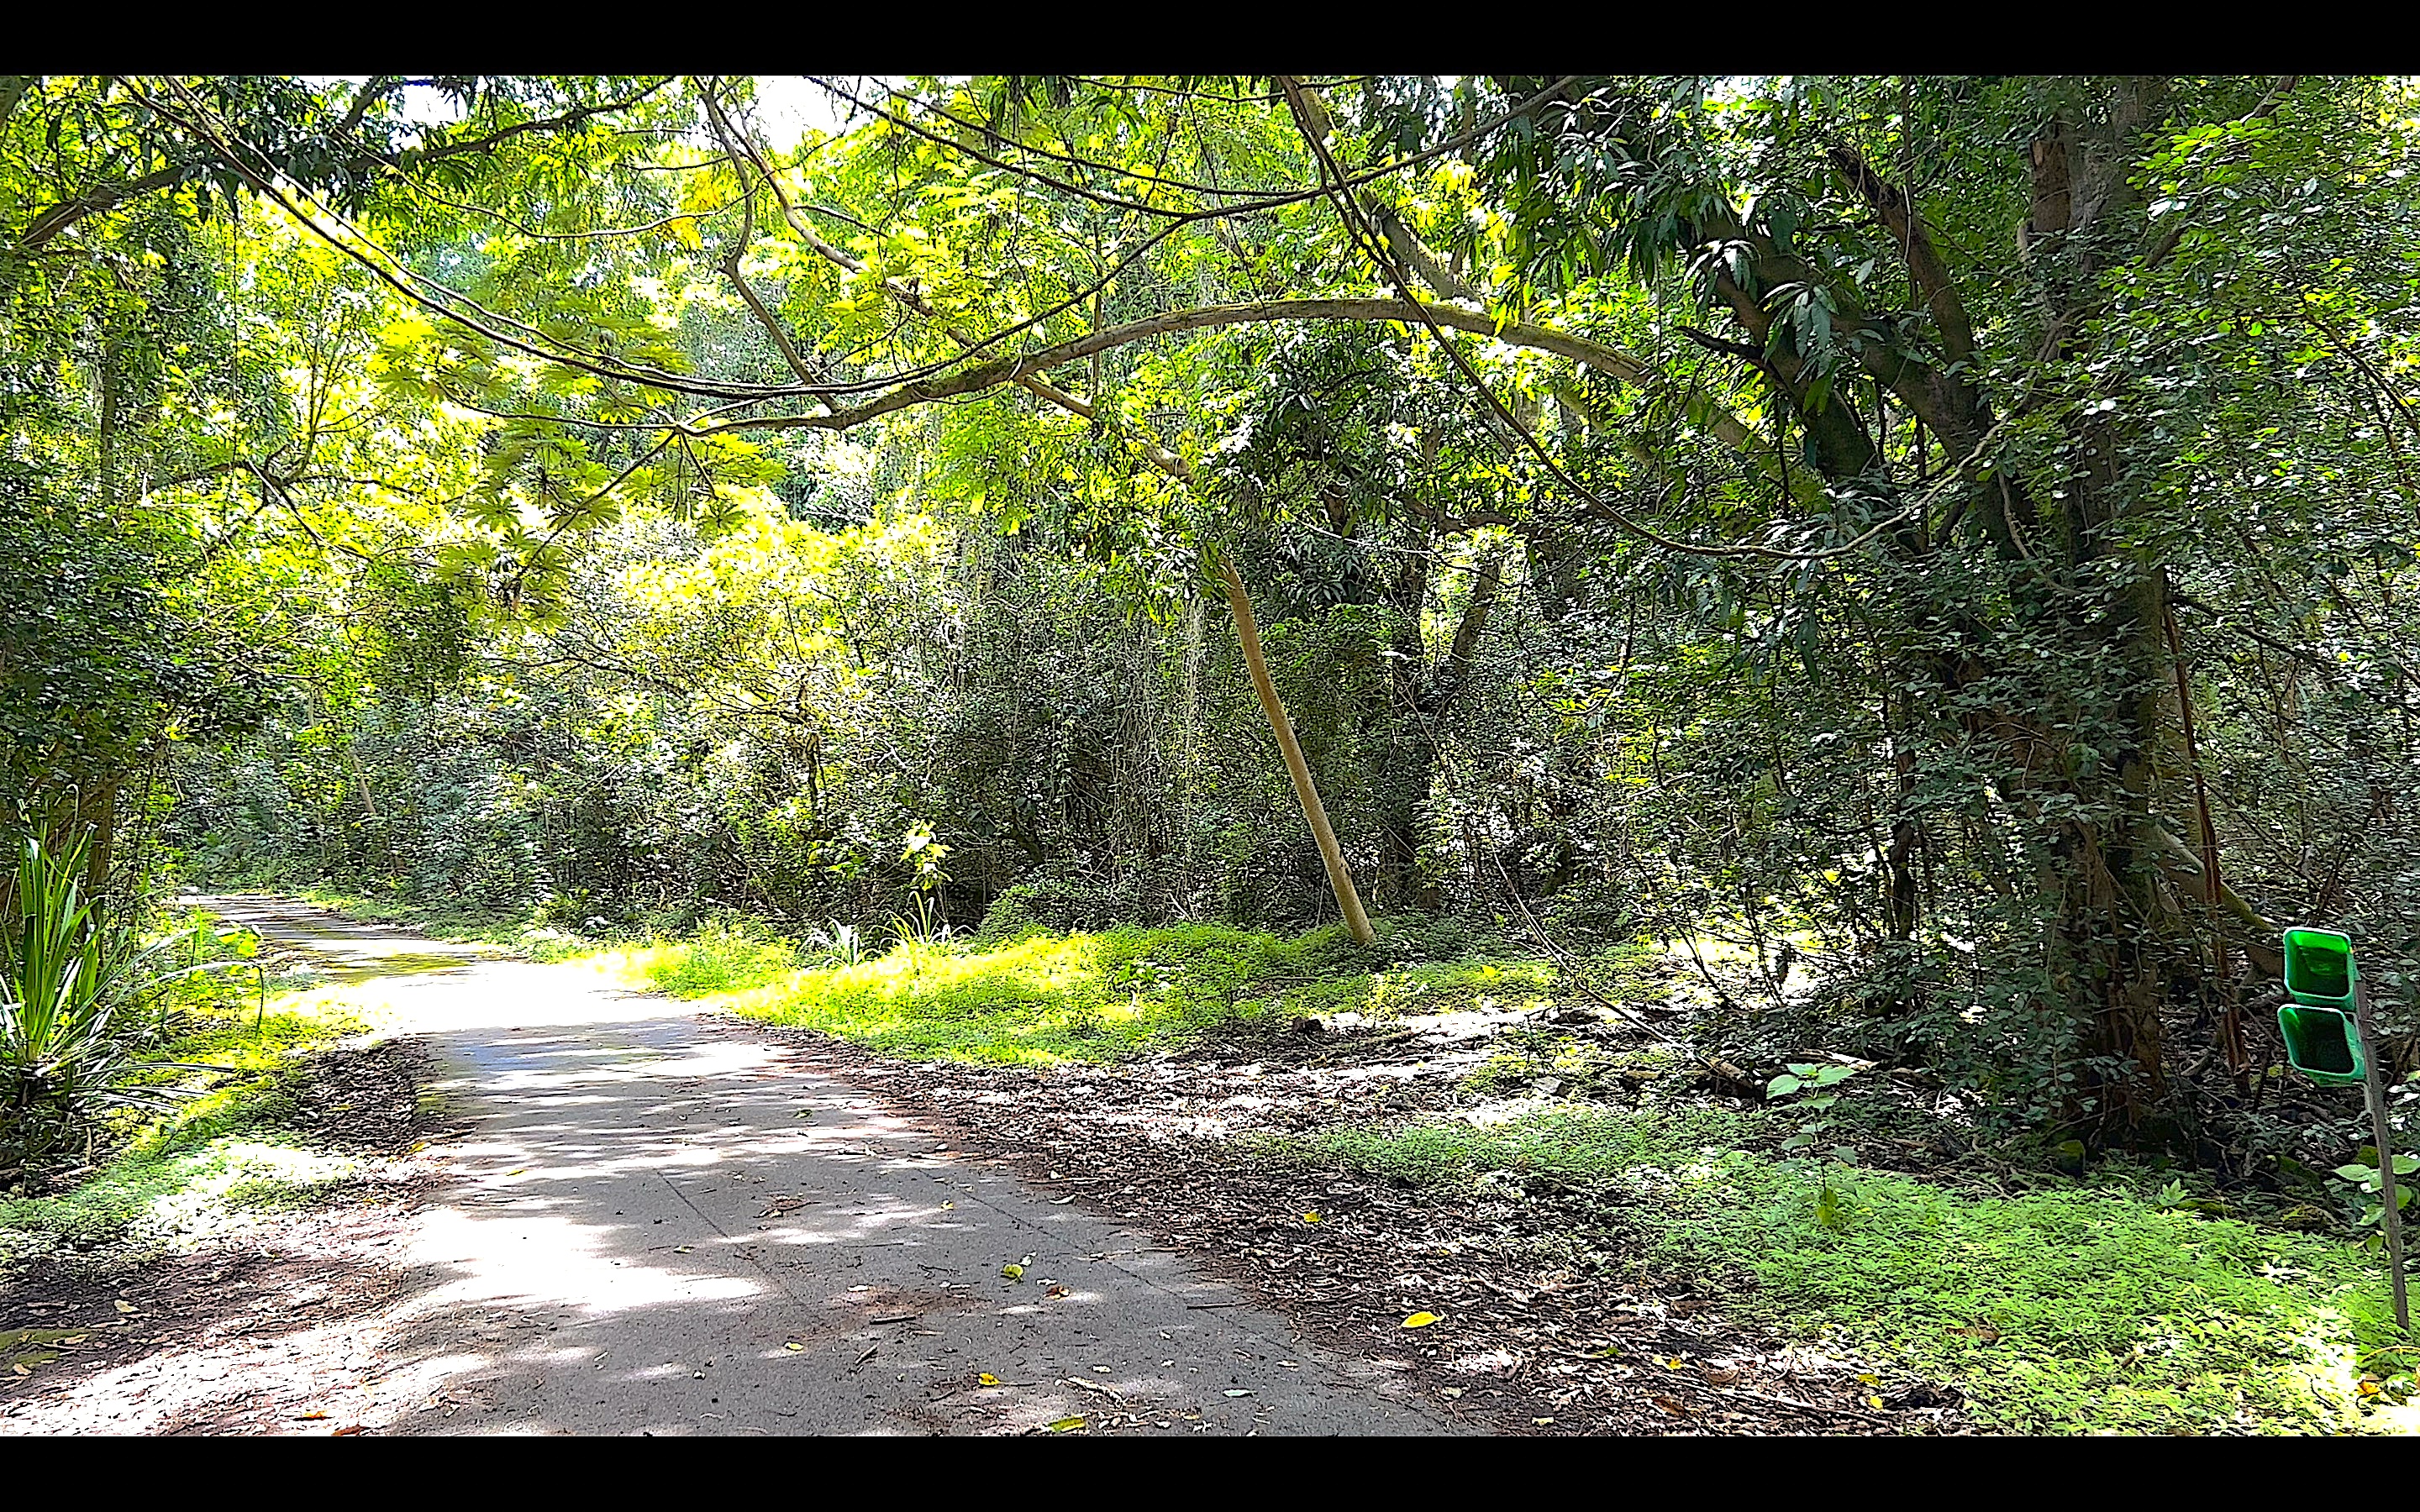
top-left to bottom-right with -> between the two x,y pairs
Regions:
0,998 -> 376,1273
1296,1105 -> 2410,1435
623,916 -> 1557,1064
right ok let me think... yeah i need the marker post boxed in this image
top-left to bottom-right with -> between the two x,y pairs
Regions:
2355,976 -> 2411,1336
2279,927 -> 2409,1336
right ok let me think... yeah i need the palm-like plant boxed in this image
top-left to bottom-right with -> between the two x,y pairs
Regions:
809,920 -> 870,967
888,894 -> 952,950
1,836 -> 246,1171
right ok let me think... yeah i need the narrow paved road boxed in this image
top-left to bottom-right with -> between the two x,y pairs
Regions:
187,898 -> 1450,1436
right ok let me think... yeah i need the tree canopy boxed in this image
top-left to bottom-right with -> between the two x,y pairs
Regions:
8,72 -> 2420,1158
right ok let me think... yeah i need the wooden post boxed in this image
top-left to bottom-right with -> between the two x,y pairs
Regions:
1220,559 -> 1374,945
2356,977 -> 2411,1336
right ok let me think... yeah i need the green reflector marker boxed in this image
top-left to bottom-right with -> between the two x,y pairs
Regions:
2281,927 -> 2365,1085
2284,927 -> 2357,1007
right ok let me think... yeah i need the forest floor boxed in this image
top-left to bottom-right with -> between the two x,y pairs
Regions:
4,896 -> 2403,1435
752,1025 -> 1964,1435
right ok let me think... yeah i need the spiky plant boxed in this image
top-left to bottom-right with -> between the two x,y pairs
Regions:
1,836 -> 246,1172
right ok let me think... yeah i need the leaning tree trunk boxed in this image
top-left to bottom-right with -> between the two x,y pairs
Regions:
1220,559 -> 1375,944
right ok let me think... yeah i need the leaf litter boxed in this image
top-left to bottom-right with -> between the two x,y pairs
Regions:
742,1014 -> 1970,1436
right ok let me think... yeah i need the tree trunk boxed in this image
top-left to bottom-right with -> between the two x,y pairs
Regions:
1220,559 -> 1374,943
79,777 -> 118,913
1376,548 -> 1432,909
2017,85 -> 2185,1130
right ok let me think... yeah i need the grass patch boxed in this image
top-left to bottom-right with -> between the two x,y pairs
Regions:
655,926 -> 1296,1063
0,1000 -> 371,1273
1,1326 -> 87,1373
624,919 -> 1552,1065
1293,1105 -> 2408,1435
1460,1029 -> 1684,1100
639,921 -> 800,995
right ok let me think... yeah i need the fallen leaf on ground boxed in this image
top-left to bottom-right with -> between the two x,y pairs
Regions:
941,1200 -> 954,1210
331,1425 -> 367,1436
1401,1311 -> 1438,1328
1649,1395 -> 1688,1416
1002,1263 -> 1024,1280
1048,1416 -> 1086,1432
113,1302 -> 136,1315
977,1373 -> 1000,1386
1045,1285 -> 1072,1299
297,1410 -> 329,1420
785,1342 -> 804,1352
1302,1211 -> 1321,1223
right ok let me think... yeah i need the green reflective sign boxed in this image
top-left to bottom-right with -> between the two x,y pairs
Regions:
2279,1002 -> 2365,1084
2281,928 -> 2365,1085
2285,927 -> 2357,1007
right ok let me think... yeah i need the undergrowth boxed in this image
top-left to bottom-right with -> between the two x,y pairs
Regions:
1295,1105 -> 2409,1435
0,1000 -> 372,1273
626,916 -> 1554,1064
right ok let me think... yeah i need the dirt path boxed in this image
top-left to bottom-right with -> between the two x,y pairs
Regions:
1,899 -> 1452,1436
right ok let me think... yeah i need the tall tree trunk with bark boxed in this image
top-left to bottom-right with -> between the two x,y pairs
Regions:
1648,75 -> 2235,1131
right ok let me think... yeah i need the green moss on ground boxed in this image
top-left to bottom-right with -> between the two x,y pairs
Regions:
0,1002 -> 377,1273
1295,1105 -> 2409,1435
629,918 -> 1560,1065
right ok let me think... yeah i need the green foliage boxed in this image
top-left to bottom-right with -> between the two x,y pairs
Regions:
640,920 -> 1529,1065
1294,1108 -> 2407,1434
641,921 -> 797,995
1305,1105 -> 1754,1186
2333,1152 -> 2419,1231
0,999 -> 361,1269
2,837 -> 264,1169
666,925 -> 1289,1064
0,475 -> 269,850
